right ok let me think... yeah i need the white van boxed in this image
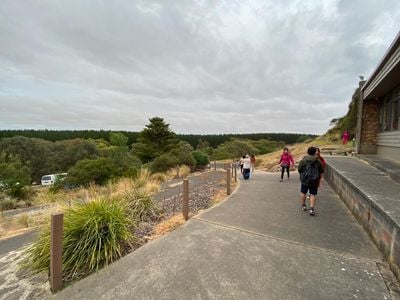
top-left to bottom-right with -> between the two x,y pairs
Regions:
41,173 -> 67,186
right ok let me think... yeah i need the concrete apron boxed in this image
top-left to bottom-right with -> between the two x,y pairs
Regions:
55,172 -> 390,300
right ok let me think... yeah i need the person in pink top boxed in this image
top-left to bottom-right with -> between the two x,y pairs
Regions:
342,130 -> 349,145
279,147 -> 295,182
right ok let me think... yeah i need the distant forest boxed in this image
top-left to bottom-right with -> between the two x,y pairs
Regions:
0,130 -> 317,148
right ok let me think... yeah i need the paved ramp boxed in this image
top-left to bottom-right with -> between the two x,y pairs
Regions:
55,172 -> 390,300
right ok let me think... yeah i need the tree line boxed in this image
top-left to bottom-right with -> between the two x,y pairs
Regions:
0,130 -> 316,148
1,117 -> 314,201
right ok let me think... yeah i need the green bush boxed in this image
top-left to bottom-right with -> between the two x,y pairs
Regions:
170,142 -> 196,168
213,139 -> 259,160
21,198 -> 133,279
0,155 -> 31,198
48,174 -> 67,193
123,189 -> 160,222
191,150 -> 210,166
150,153 -> 179,173
66,158 -> 116,187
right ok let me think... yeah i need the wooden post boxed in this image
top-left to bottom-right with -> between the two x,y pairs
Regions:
231,163 -> 234,178
183,179 -> 189,220
226,168 -> 231,195
214,161 -> 217,171
50,213 -> 63,293
234,166 -> 237,182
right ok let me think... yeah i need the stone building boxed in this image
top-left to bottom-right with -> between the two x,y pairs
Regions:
356,31 -> 400,162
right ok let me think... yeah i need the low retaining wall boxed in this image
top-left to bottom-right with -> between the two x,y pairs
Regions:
324,163 -> 400,278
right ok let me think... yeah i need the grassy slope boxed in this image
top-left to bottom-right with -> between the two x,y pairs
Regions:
257,136 -> 354,172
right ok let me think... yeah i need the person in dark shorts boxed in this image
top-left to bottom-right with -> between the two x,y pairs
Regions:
298,146 -> 324,216
315,147 -> 326,188
279,147 -> 295,182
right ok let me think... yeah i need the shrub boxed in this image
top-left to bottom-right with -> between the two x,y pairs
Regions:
66,158 -> 116,187
178,165 -> 191,178
21,197 -> 133,279
166,167 -> 179,179
33,190 -> 61,204
143,181 -> 160,195
150,153 -> 178,173
213,139 -> 259,160
0,158 -> 31,199
191,150 -> 210,166
17,214 -> 31,228
150,173 -> 167,183
123,190 -> 159,222
16,200 -> 32,208
133,168 -> 151,189
0,198 -> 17,211
49,175 -> 67,193
165,165 -> 191,179
171,142 -> 196,167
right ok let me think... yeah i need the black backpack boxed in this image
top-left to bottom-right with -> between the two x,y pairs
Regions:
300,161 -> 320,186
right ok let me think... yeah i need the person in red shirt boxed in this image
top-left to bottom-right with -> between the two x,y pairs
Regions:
279,148 -> 295,182
250,155 -> 256,172
342,130 -> 349,145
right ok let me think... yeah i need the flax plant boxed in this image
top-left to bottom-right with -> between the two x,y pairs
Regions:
21,197 -> 134,280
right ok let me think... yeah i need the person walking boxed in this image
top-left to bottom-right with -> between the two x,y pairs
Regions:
315,147 -> 326,188
240,156 -> 245,174
298,146 -> 324,216
342,130 -> 349,145
242,155 -> 252,180
250,155 -> 256,172
279,148 -> 294,182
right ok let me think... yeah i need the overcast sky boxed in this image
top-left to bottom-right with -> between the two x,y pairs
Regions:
0,0 -> 399,134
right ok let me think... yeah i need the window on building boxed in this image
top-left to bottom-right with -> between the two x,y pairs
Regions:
379,86 -> 400,132
393,97 -> 399,131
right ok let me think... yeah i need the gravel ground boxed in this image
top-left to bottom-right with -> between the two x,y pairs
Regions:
0,248 -> 50,299
134,173 -> 227,242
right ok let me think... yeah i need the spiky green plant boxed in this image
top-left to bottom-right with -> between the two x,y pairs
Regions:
21,197 -> 134,280
123,189 -> 160,222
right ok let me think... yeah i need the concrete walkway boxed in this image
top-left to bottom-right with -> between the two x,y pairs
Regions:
55,171 -> 391,299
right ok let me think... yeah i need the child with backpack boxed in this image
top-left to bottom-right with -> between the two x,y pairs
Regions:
279,148 -> 294,182
298,146 -> 324,216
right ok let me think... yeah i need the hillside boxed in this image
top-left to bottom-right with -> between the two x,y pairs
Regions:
257,137 -> 354,172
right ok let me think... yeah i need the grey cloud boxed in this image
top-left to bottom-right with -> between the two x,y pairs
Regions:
1,0 -> 400,134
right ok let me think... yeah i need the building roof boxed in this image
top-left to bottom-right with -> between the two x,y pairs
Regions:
362,31 -> 400,100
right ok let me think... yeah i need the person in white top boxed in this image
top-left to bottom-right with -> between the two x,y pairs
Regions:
242,155 -> 252,180
239,156 -> 245,173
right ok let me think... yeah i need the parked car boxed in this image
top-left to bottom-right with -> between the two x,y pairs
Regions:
41,173 -> 67,186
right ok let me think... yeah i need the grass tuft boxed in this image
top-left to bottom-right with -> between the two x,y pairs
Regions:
123,189 -> 160,222
21,197 -> 134,280
16,214 -> 31,228
150,173 -> 167,183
